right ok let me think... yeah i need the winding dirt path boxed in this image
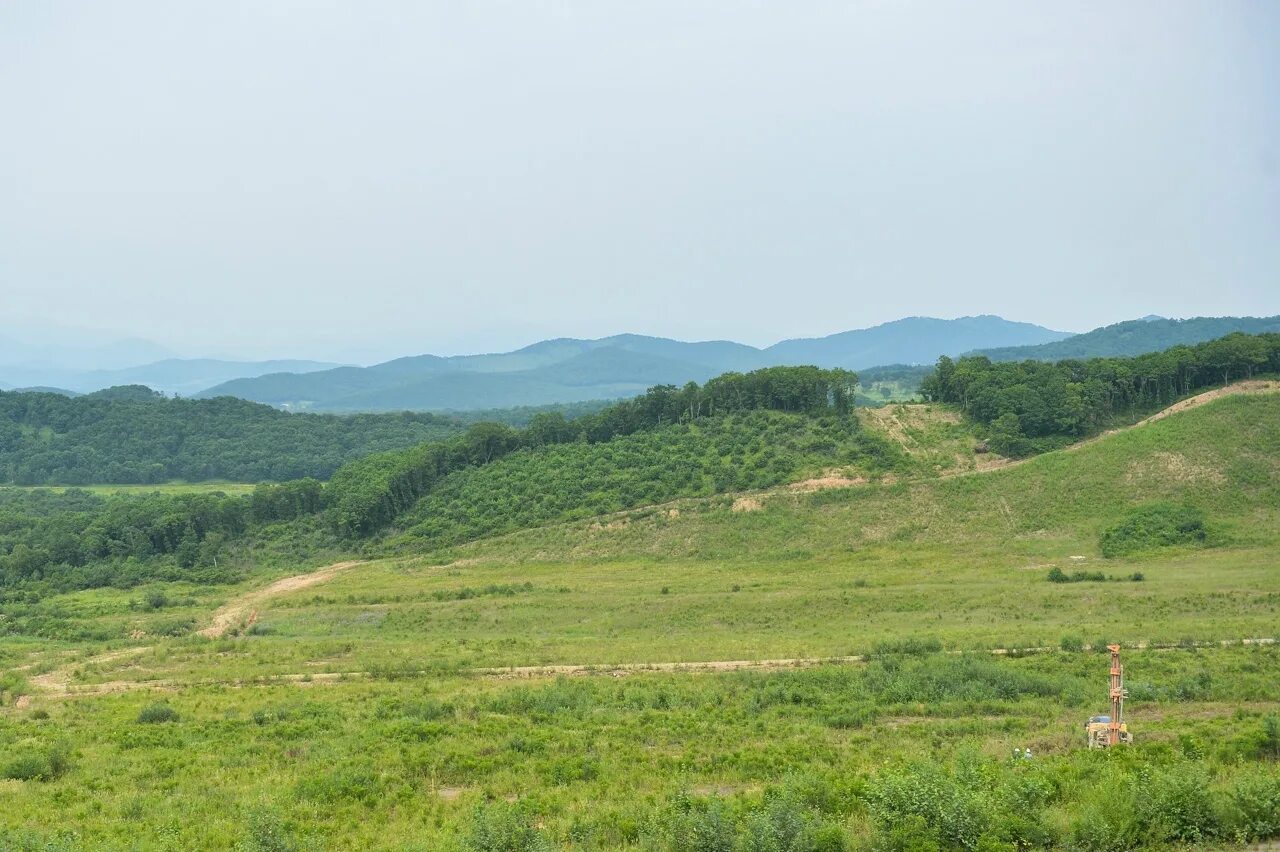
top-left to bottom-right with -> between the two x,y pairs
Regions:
198,560 -> 365,638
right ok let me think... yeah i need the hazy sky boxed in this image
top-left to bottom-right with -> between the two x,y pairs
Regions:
2,2 -> 1278,363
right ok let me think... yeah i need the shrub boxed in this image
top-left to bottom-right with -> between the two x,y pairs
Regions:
136,702 -> 180,724
1262,715 -> 1280,761
867,763 -> 991,850
236,806 -> 297,852
0,670 -> 31,706
467,801 -> 554,852
1100,502 -> 1210,558
1047,569 -> 1106,584
643,793 -> 737,852
2,742 -> 71,782
1227,768 -> 1280,841
1136,765 -> 1223,844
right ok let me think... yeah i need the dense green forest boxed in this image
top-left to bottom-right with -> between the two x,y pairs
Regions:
922,332 -> 1280,455
972,315 -> 1280,362
0,367 -> 866,603
0,387 -> 461,484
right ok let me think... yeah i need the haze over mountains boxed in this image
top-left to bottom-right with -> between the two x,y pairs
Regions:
196,316 -> 1071,412
973,316 -> 1280,362
5,314 -> 1278,412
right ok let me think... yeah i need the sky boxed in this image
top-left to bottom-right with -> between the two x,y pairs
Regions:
2,2 -> 1278,364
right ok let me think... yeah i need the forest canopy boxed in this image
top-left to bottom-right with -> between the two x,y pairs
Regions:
0,388 -> 463,485
920,332 -> 1280,455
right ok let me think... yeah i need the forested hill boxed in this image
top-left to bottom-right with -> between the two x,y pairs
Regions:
0,388 -> 461,485
923,331 -> 1280,456
971,316 -> 1280,362
0,366 -> 878,597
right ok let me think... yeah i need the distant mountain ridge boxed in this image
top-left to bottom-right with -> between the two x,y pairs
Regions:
0,357 -> 343,396
198,315 -> 1071,411
970,316 -> 1280,362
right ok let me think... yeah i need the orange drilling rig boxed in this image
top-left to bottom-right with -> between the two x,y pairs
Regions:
1085,644 -> 1133,748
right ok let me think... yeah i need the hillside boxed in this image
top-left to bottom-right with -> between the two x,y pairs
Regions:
3,388 -> 1277,849
197,316 -> 1067,411
0,389 -> 460,485
972,315 -> 1280,361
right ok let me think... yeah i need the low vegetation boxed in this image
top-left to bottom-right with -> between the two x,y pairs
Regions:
1100,502 -> 1210,558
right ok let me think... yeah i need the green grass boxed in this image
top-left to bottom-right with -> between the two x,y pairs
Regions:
1,393 -> 1278,848
2,649 -> 1277,849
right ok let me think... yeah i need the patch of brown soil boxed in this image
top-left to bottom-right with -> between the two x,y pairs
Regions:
1124,451 -> 1227,487
731,497 -> 763,513
787,475 -> 867,493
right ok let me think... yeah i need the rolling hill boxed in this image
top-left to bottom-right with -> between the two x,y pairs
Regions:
197,316 -> 1070,411
971,315 -> 1280,361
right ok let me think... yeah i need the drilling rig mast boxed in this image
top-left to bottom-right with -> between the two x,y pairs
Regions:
1085,644 -> 1133,748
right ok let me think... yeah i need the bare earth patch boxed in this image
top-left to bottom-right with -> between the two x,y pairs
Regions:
787,474 -> 867,493
1125,451 -> 1228,487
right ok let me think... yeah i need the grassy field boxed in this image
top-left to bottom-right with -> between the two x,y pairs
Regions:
2,394 -> 1278,849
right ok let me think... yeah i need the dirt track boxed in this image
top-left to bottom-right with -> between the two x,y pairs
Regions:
197,560 -> 365,638
16,638 -> 1276,700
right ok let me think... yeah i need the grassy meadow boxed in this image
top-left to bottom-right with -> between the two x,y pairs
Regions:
2,393 -> 1278,849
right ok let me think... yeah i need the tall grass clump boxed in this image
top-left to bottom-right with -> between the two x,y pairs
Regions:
466,801 -> 554,852
2,741 -> 72,782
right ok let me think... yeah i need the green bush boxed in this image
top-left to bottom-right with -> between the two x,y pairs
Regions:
2,741 -> 71,782
467,801 -> 554,852
643,793 -> 737,852
1227,768 -> 1280,841
1136,765 -> 1223,843
0,669 -> 30,706
1100,502 -> 1210,558
236,806 -> 297,852
867,763 -> 991,850
136,702 -> 180,724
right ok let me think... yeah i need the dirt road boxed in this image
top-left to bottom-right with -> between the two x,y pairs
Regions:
198,560 -> 365,638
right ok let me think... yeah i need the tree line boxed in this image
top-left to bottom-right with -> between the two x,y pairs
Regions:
919,332 -> 1280,456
